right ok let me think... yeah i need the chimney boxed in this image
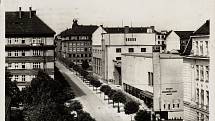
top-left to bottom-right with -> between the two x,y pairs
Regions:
19,7 -> 22,18
124,26 -> 129,33
29,7 -> 32,18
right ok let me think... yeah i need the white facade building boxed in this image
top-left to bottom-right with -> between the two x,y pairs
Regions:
183,20 -> 209,121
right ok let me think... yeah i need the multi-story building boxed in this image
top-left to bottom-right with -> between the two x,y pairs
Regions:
5,7 -> 56,90
154,30 -> 171,52
183,20 -> 209,121
122,51 -> 184,120
56,20 -> 98,65
101,26 -> 156,85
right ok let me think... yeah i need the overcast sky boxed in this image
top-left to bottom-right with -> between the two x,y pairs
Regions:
5,0 -> 211,34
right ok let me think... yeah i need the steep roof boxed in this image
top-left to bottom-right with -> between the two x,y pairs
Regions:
6,11 -> 56,37
193,20 -> 209,35
60,25 -> 98,37
174,31 -> 194,39
103,27 -> 148,33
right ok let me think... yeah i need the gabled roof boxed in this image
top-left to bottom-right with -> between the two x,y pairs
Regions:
6,11 -> 56,37
60,25 -> 98,37
193,20 -> 209,36
174,31 -> 194,39
103,27 -> 148,33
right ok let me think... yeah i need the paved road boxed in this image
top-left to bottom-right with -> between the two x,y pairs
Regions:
56,61 -> 127,121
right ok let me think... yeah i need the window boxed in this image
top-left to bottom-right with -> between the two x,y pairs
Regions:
201,113 -> 204,121
21,50 -> 25,56
33,50 -> 41,56
8,38 -> 11,44
81,54 -> 83,57
163,104 -> 165,109
177,104 -> 179,108
71,36 -> 77,40
14,75 -> 19,81
128,48 -> 134,52
7,63 -> 12,68
206,91 -> 209,106
158,35 -> 160,39
116,48 -> 121,53
116,57 -> 121,60
168,104 -> 170,110
200,65 -> 204,81
148,72 -> 153,86
173,104 -> 175,108
196,41 -> 199,55
205,41 -> 209,56
205,66 -> 209,82
22,38 -> 25,44
8,51 -> 12,57
22,63 -> 25,69
201,89 -> 204,107
141,48 -> 146,52
22,75 -> 25,82
15,38 -> 18,44
84,48 -> 88,52
73,54 -> 76,57
33,63 -> 40,69
15,50 -> 19,56
69,54 -> 72,58
158,41 -> 160,44
196,65 -> 199,81
196,88 -> 199,104
15,63 -> 18,69
200,41 -> 203,56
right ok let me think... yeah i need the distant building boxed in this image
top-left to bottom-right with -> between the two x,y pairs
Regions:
154,30 -> 171,52
122,52 -> 184,120
183,20 -> 209,121
5,7 -> 56,90
165,31 -> 193,54
56,20 -> 98,65
101,26 -> 156,85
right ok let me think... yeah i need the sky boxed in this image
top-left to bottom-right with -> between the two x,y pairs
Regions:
4,0 -> 212,34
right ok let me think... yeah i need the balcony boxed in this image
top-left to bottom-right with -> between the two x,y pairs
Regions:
113,60 -> 121,67
5,44 -> 56,50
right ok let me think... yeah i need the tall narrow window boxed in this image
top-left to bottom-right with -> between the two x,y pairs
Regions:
15,63 -> 18,69
206,91 -> 209,107
200,41 -> 203,56
15,50 -> 19,56
8,51 -> 12,57
201,89 -> 204,107
22,38 -> 25,44
22,75 -> 25,82
22,63 -> 25,69
14,75 -> 19,81
15,38 -> 18,44
196,65 -> 199,81
33,63 -> 40,69
200,65 -> 204,81
7,63 -> 12,69
8,38 -> 12,44
196,88 -> 199,104
33,50 -> 41,56
205,66 -> 209,82
205,41 -> 209,56
196,41 -> 199,55
21,50 -> 25,56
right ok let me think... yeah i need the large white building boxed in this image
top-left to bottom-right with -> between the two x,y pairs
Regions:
101,26 -> 156,85
122,52 -> 184,120
183,20 -> 209,121
5,7 -> 56,90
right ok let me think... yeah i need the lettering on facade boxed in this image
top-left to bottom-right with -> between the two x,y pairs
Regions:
162,88 -> 177,95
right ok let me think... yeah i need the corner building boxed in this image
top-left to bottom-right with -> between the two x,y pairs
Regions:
5,7 -> 56,90
183,20 -> 209,121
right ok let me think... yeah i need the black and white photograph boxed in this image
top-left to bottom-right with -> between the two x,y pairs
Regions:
1,0 -> 215,121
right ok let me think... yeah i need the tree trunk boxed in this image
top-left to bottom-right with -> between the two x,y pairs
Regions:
117,102 -> 120,113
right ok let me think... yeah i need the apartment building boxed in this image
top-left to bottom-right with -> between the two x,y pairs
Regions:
57,20 -> 98,65
122,51 -> 184,120
102,26 -> 156,85
5,7 -> 56,90
183,20 -> 209,121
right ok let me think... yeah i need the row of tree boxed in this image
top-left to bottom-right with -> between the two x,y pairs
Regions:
60,58 -> 154,121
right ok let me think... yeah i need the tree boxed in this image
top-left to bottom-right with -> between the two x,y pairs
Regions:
112,91 -> 126,113
134,110 -> 151,121
82,60 -> 90,70
107,89 -> 117,107
124,101 -> 140,121
77,110 -> 95,121
100,85 -> 111,101
67,100 -> 83,112
5,68 -> 21,107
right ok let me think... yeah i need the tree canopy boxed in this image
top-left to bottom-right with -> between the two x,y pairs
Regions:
134,110 -> 151,121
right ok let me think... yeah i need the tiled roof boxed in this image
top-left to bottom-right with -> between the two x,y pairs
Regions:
174,31 -> 194,39
60,25 -> 98,37
6,11 -> 56,37
103,27 -> 148,33
193,20 -> 209,35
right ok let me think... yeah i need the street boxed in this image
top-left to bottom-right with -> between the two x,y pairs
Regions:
56,61 -> 130,121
